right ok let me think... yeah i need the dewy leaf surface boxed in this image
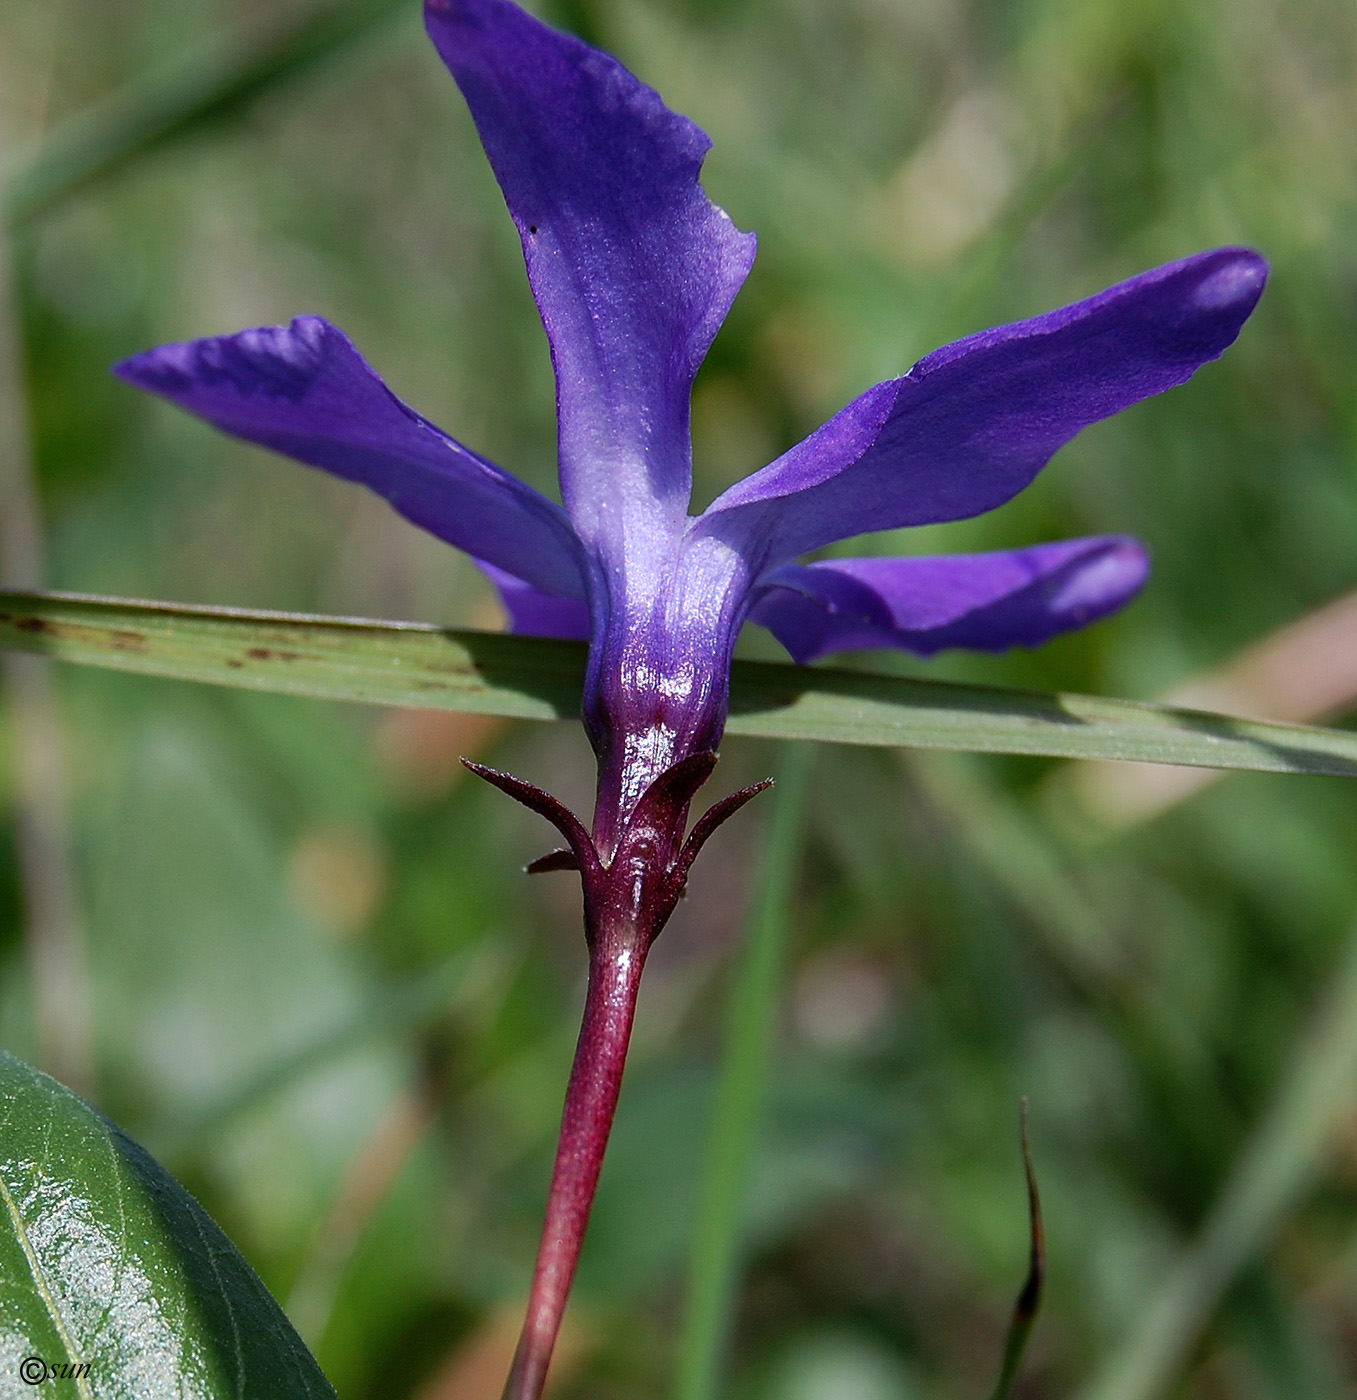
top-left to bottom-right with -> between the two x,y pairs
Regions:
3,589 -> 1357,777
0,1052 -> 336,1399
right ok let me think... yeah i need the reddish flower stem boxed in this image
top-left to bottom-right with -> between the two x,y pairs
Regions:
466,754 -> 768,1400
501,918 -> 649,1400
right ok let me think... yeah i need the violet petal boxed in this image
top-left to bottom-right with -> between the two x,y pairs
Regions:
477,560 -> 592,640
699,249 -> 1266,573
115,316 -> 586,599
750,536 -> 1149,663
425,0 -> 756,573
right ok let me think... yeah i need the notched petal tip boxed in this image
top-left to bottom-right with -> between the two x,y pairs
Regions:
114,316 -> 334,402
1191,247 -> 1268,312
1161,247 -> 1267,362
1047,536 -> 1148,620
423,0 -> 725,187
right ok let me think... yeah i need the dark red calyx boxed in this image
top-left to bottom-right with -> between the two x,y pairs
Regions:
463,752 -> 771,948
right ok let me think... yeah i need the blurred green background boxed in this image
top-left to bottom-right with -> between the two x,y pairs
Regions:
3,0 -> 1357,1396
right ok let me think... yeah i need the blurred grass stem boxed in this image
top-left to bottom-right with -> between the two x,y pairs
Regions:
1077,916 -> 1357,1400
0,123 -> 93,1094
287,1084 -> 438,1346
908,751 -> 1126,993
987,1100 -> 1045,1400
674,745 -> 812,1400
2,0 -> 411,231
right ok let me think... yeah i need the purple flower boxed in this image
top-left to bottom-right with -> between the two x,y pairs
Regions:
115,1 -> 1265,1393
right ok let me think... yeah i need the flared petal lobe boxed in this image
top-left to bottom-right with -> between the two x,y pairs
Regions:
750,536 -> 1148,663
425,0 -> 756,572
699,249 -> 1266,572
115,317 -> 587,600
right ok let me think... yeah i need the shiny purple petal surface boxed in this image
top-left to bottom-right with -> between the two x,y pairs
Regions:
477,560 -> 592,639
115,317 -> 586,599
699,250 -> 1266,572
425,0 -> 755,569
750,536 -> 1149,663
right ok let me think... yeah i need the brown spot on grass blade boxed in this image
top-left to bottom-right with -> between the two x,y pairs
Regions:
245,646 -> 305,661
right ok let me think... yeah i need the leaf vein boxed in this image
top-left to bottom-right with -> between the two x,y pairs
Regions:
190,1202 -> 246,1400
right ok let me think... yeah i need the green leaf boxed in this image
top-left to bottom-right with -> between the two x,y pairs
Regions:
3,589 -> 1357,776
0,1052 -> 336,1399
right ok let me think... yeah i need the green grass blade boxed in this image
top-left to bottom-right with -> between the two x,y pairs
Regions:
1075,919 -> 1357,1400
675,744 -> 812,1400
4,590 -> 1357,775
0,589 -> 588,718
3,0 -> 410,230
